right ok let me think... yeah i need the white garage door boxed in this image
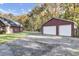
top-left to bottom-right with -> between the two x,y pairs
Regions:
59,25 -> 72,36
43,26 -> 56,35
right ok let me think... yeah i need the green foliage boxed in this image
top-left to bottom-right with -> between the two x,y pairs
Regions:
0,30 -> 5,34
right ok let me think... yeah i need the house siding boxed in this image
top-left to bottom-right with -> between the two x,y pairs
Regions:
0,17 -> 23,34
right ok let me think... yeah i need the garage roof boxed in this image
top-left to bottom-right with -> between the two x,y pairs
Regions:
43,18 -> 74,26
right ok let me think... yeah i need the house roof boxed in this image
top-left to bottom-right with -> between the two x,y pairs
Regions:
0,17 -> 23,27
42,18 -> 74,26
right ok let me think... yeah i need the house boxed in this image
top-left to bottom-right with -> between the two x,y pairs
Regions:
0,17 -> 23,34
41,18 -> 75,36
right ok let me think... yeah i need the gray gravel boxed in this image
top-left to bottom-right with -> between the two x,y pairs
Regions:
0,34 -> 79,56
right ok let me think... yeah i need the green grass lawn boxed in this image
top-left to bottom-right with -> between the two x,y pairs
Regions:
0,31 -> 29,44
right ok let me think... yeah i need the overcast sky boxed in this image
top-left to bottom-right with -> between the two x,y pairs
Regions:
0,3 -> 37,15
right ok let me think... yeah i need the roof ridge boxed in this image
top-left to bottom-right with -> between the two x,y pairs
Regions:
52,18 -> 74,23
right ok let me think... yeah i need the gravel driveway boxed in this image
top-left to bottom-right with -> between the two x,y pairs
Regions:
0,33 -> 79,56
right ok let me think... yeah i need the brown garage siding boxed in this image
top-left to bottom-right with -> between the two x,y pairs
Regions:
71,23 -> 74,36
56,25 -> 59,35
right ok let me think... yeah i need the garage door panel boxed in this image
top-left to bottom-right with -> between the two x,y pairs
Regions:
43,26 -> 56,35
59,25 -> 71,36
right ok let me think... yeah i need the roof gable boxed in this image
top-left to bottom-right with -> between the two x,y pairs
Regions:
43,18 -> 74,26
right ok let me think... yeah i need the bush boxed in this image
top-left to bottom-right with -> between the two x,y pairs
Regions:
0,30 -> 5,34
74,29 -> 79,37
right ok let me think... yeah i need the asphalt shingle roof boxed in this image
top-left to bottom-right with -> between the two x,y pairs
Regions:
0,17 -> 23,27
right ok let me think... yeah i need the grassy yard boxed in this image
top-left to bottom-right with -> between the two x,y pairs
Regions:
0,31 -> 29,44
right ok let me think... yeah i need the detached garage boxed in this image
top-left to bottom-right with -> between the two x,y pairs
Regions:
42,18 -> 74,36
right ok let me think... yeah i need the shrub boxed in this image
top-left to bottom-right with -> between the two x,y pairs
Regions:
74,29 -> 79,37
0,30 -> 5,34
